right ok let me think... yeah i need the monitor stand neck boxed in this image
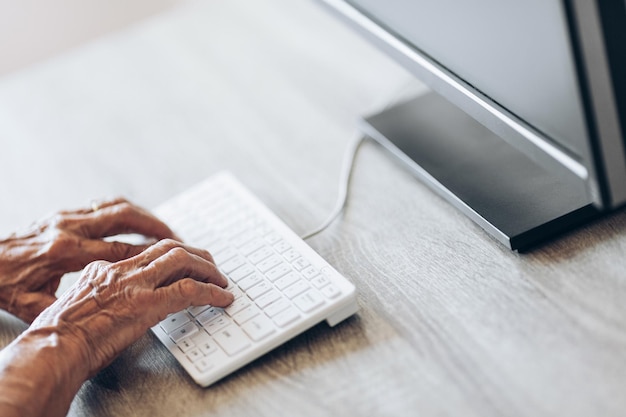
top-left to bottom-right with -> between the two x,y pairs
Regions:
363,92 -> 598,250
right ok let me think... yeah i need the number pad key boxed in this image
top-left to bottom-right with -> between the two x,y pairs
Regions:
186,348 -> 204,362
191,331 -> 219,356
196,307 -> 223,326
169,321 -> 199,343
213,325 -> 251,356
205,316 -> 232,335
160,311 -> 191,333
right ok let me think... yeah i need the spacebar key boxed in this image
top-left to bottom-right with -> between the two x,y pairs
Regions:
213,325 -> 251,356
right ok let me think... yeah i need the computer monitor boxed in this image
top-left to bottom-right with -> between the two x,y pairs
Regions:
319,0 -> 626,250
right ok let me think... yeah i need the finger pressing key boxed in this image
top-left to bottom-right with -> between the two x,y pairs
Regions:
138,244 -> 227,289
155,279 -> 234,314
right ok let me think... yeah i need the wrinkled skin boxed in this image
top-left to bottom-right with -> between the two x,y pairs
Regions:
0,198 -> 179,323
31,237 -> 233,376
0,199 -> 233,417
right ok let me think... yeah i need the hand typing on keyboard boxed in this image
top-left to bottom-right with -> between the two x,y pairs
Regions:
0,198 -> 233,417
151,172 -> 358,387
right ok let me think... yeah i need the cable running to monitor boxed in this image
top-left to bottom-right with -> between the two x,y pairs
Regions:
300,135 -> 366,240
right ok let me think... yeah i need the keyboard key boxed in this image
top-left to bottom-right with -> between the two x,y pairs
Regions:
294,290 -> 325,313
275,272 -> 300,291
255,289 -> 281,309
213,246 -> 237,264
256,255 -> 282,273
320,266 -> 335,280
272,240 -> 292,254
177,338 -> 196,353
191,331 -> 219,356
160,311 -> 191,333
230,231 -> 257,248
311,275 -> 331,289
264,263 -> 292,282
249,221 -> 274,236
224,297 -> 251,316
196,307 -> 223,326
208,239 -> 230,255
213,325 -> 251,356
282,280 -> 310,299
229,263 -> 255,282
273,307 -> 300,327
264,297 -> 291,317
292,257 -> 311,272
282,249 -> 301,263
228,285 -> 244,299
187,304 -> 211,317
220,255 -> 247,274
169,321 -> 199,343
233,305 -> 261,325
204,316 -> 232,335
248,246 -> 275,264
240,239 -> 266,256
302,266 -> 320,280
186,348 -> 204,362
238,272 -> 264,291
246,281 -> 273,299
241,316 -> 275,341
195,357 -> 214,374
227,219 -> 255,237
263,231 -> 281,243
321,284 -> 341,299
194,233 -> 221,250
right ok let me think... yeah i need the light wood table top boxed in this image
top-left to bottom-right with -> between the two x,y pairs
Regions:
0,1 -> 624,416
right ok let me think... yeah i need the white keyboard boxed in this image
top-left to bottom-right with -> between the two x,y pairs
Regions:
151,171 -> 358,387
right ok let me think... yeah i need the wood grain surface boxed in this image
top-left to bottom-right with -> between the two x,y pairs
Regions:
0,0 -> 624,416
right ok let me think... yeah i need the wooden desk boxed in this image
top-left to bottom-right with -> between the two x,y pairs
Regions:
1,0 -> 625,416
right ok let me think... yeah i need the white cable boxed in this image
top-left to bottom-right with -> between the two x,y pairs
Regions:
300,135 -> 366,240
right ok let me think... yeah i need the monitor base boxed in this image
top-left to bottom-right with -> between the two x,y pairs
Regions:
363,92 -> 599,250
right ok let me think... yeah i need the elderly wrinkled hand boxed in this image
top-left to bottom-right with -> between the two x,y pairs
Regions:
31,237 -> 234,378
0,199 -> 233,417
0,198 -> 180,323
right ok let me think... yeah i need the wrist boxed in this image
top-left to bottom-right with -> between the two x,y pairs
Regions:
0,326 -> 91,417
19,325 -> 91,381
